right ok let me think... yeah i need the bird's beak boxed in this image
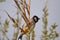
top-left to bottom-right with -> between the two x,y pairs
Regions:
38,18 -> 40,20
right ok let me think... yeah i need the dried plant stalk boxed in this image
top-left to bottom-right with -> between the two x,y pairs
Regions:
26,0 -> 30,40
14,0 -> 30,29
41,1 -> 59,40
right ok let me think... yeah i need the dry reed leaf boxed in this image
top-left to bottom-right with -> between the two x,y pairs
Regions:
14,0 -> 30,29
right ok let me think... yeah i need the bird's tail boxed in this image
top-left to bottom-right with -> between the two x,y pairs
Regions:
18,34 -> 23,40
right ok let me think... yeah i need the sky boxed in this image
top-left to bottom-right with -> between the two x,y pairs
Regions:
0,0 -> 60,40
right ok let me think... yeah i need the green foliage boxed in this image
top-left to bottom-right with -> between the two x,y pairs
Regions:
14,32 -> 18,37
48,23 -> 59,40
41,6 -> 48,40
3,19 -> 9,28
12,31 -> 19,40
51,23 -> 58,30
12,17 -> 21,28
0,18 -> 9,40
3,19 -> 9,32
32,31 -> 35,40
12,19 -> 18,28
13,23 -> 18,28
41,3 -> 59,40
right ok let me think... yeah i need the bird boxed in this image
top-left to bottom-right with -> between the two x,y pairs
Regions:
18,15 -> 40,40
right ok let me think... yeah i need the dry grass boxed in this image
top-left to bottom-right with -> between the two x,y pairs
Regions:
0,0 -> 59,40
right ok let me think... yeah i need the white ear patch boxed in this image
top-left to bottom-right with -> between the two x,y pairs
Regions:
34,17 -> 37,21
19,39 -> 20,40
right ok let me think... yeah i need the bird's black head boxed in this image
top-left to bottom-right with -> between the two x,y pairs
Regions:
32,15 -> 40,23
